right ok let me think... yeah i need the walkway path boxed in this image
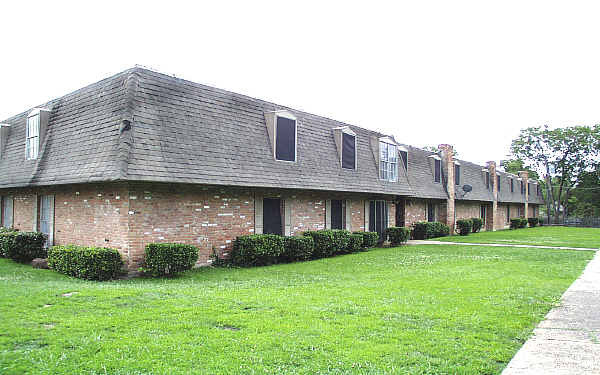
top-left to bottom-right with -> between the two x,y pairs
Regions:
407,240 -> 598,252
502,250 -> 600,374
409,238 -> 600,373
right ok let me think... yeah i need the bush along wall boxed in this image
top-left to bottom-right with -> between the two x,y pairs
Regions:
456,219 -> 473,236
353,231 -> 379,249
0,231 -> 46,262
470,218 -> 483,233
231,230 -> 383,268
519,218 -> 528,228
510,218 -> 521,229
142,243 -> 199,276
528,217 -> 539,227
48,245 -> 123,281
411,222 -> 450,240
385,227 -> 411,246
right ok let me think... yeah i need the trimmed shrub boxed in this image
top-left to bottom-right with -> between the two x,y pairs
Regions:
0,231 -> 46,262
538,218 -> 544,226
303,230 -> 334,258
519,218 -> 528,228
456,219 -> 473,236
353,231 -> 379,249
142,243 -> 199,276
528,217 -> 539,228
470,218 -> 483,233
282,236 -> 314,262
348,234 -> 363,253
510,218 -> 521,229
331,230 -> 351,254
48,245 -> 123,281
230,235 -> 284,267
412,222 -> 450,240
385,227 -> 411,246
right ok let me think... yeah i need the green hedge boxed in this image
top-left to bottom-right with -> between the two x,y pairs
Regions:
353,231 -> 379,249
303,230 -> 336,258
518,218 -> 528,228
331,230 -> 351,254
142,243 -> 199,276
470,218 -> 483,233
282,236 -> 314,262
456,219 -> 473,236
0,231 -> 46,262
48,245 -> 123,281
348,234 -> 363,253
411,222 -> 450,240
528,217 -> 539,227
385,227 -> 410,246
510,218 -> 521,229
230,235 -> 284,267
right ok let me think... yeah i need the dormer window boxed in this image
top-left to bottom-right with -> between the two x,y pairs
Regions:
497,175 -> 501,192
26,112 -> 41,160
264,110 -> 297,162
275,116 -> 296,162
520,180 -> 524,195
454,161 -> 460,185
430,155 -> 441,183
0,124 -> 10,159
341,133 -> 356,169
510,178 -> 514,193
485,171 -> 490,189
398,146 -> 408,172
379,139 -> 398,182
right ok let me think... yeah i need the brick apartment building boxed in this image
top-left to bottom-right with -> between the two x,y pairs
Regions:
0,67 -> 543,269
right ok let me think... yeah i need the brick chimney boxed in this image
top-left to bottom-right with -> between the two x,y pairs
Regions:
519,170 -> 529,218
486,161 -> 498,231
439,144 -> 455,233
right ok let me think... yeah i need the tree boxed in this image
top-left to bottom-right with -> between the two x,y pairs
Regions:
500,159 -> 539,180
509,124 -> 600,223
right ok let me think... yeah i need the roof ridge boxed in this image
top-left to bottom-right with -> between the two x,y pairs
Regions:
115,70 -> 140,180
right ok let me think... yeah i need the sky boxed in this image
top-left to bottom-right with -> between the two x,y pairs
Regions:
2,0 -> 600,166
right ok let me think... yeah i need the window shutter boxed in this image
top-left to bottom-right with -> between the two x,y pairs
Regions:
400,151 -> 408,171
46,195 -> 55,247
284,198 -> 292,236
32,194 -> 38,232
325,199 -> 332,229
364,200 -> 370,232
345,200 -> 352,231
254,194 -> 263,234
455,165 -> 460,185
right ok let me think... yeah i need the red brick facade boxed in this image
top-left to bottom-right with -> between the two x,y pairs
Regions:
0,183 -> 397,270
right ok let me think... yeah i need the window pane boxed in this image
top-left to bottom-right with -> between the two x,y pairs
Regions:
389,162 -> 397,182
341,133 -> 355,169
434,159 -> 441,182
388,144 -> 397,163
379,142 -> 388,162
275,117 -> 296,161
380,161 -> 387,180
331,199 -> 344,229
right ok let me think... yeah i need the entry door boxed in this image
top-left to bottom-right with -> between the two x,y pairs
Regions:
369,200 -> 388,242
263,198 -> 282,235
39,195 -> 54,246
395,199 -> 405,227
331,199 -> 344,229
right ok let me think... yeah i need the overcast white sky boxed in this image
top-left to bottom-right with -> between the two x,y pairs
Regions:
2,1 -> 599,165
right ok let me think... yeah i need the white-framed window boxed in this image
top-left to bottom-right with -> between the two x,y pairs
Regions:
274,114 -> 297,162
26,113 -> 40,160
379,140 -> 398,182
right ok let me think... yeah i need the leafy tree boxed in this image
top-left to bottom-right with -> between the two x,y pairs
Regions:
509,124 -> 600,223
500,159 -> 539,180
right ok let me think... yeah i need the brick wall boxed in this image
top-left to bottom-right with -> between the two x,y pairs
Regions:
1,183 -> 400,269
405,198 -> 427,227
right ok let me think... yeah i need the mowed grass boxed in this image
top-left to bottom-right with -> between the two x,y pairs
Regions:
0,245 -> 593,375
436,226 -> 600,249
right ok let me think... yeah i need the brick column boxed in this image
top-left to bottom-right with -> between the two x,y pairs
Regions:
438,144 -> 455,234
519,171 -> 529,218
487,161 -> 498,231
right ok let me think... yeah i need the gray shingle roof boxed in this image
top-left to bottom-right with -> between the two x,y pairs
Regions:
401,145 -> 447,200
454,160 -> 494,202
0,66 -> 541,205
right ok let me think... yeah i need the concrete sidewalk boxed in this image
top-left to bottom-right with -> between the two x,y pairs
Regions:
407,240 -> 598,252
502,251 -> 600,374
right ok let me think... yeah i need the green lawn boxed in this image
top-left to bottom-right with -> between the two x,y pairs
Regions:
436,226 -> 600,249
0,244 -> 593,375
